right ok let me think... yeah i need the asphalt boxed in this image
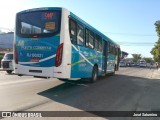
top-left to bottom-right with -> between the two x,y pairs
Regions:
0,67 -> 160,120
0,67 -> 160,77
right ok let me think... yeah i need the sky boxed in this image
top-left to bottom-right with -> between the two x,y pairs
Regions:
0,0 -> 160,58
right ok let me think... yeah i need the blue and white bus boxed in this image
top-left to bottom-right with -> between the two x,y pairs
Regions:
14,7 -> 121,82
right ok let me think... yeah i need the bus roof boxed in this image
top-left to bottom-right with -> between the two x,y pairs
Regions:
17,7 -> 62,14
70,12 -> 120,48
17,7 -> 120,48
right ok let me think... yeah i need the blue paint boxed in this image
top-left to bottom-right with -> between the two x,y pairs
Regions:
71,45 -> 103,78
69,11 -> 119,78
16,35 -> 60,67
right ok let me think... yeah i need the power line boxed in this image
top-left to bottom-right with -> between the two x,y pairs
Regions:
118,42 -> 155,44
119,44 -> 154,46
117,42 -> 155,46
104,32 -> 156,36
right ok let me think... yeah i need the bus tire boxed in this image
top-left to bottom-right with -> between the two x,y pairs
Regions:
6,70 -> 12,74
90,66 -> 98,83
111,65 -> 116,76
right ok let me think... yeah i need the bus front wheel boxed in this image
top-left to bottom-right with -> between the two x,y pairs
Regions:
6,70 -> 12,74
90,66 -> 98,83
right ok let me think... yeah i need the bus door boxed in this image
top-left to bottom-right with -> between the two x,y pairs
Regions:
103,40 -> 108,74
116,48 -> 121,71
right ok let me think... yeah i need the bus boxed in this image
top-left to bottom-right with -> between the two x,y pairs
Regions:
14,7 -> 121,82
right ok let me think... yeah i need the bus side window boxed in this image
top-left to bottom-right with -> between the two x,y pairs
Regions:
108,42 -> 111,53
85,29 -> 89,47
69,19 -> 77,44
77,24 -> 84,46
113,45 -> 115,55
99,40 -> 102,52
115,47 -> 118,55
102,40 -> 104,53
118,48 -> 121,58
95,35 -> 99,51
112,45 -> 114,54
114,46 -> 117,55
102,40 -> 109,54
110,43 -> 114,54
89,30 -> 94,49
97,35 -> 102,52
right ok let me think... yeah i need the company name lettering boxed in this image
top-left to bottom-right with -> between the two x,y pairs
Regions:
22,46 -> 51,51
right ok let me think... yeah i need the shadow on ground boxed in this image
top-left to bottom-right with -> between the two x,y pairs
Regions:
38,73 -> 160,119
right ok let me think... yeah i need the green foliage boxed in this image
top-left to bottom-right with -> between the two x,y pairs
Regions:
0,53 -> 4,60
132,54 -> 141,62
121,51 -> 128,59
143,57 -> 152,63
155,21 -> 160,37
151,21 -> 160,63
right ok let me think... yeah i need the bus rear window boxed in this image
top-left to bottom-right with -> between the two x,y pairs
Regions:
16,10 -> 61,38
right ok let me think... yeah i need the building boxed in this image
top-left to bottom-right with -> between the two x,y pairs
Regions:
0,32 -> 14,49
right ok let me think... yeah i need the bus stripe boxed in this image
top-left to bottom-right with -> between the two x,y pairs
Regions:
19,54 -> 56,65
71,55 -> 103,67
72,44 -> 94,66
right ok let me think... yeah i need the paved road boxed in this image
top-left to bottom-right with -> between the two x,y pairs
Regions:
0,67 -> 160,120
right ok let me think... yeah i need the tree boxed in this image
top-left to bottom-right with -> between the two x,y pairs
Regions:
132,54 -> 141,62
121,51 -> 128,59
143,57 -> 152,63
151,21 -> 160,63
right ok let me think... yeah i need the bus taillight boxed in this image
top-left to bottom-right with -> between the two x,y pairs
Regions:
14,44 -> 18,64
55,43 -> 63,67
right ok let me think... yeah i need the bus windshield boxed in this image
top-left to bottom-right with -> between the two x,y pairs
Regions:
16,10 -> 61,38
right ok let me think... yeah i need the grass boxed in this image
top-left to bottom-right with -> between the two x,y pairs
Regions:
0,53 -> 5,59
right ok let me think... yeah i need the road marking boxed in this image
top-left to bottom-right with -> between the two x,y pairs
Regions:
0,78 -> 45,86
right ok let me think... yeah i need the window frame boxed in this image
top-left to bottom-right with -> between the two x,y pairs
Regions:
76,23 -> 85,46
98,38 -> 102,52
85,29 -> 89,47
16,10 -> 62,38
94,34 -> 99,51
88,30 -> 95,49
69,18 -> 77,45
69,16 -> 105,52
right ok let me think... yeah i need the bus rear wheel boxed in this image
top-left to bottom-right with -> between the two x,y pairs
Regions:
111,65 -> 116,76
90,66 -> 98,83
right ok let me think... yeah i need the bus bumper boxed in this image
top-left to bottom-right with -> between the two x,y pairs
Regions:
15,64 -> 70,79
53,66 -> 70,79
